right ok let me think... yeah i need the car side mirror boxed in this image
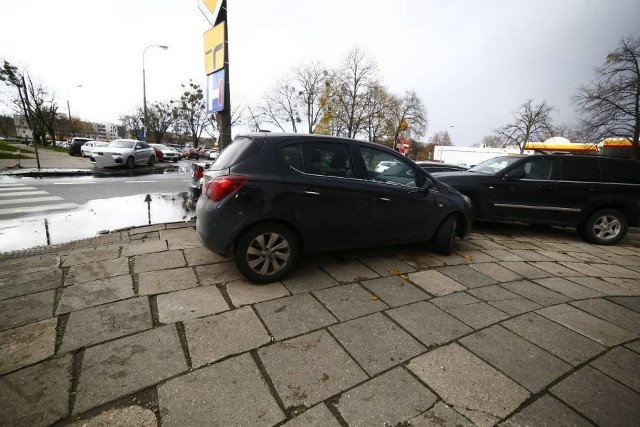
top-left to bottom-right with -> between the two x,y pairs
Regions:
421,178 -> 435,190
506,169 -> 526,180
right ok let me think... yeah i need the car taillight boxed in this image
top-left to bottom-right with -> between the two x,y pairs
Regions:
204,175 -> 248,202
194,167 -> 205,179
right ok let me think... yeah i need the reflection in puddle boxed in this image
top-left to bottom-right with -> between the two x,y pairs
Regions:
0,193 -> 196,252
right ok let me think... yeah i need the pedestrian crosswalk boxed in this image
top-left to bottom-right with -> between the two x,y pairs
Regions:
0,182 -> 78,217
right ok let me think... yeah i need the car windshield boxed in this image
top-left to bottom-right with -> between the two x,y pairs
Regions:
468,156 -> 523,174
109,140 -> 135,149
155,144 -> 169,150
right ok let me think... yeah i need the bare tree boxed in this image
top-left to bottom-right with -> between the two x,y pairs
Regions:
387,90 -> 428,148
176,80 -> 207,147
119,112 -> 143,139
293,61 -> 328,133
429,130 -> 453,146
479,134 -> 502,148
361,82 -> 391,143
329,47 -> 378,138
496,99 -> 554,154
147,101 -> 178,144
574,36 -> 640,158
256,76 -> 301,132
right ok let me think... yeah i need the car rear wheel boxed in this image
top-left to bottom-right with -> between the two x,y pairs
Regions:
148,156 -> 156,166
579,209 -> 628,245
234,223 -> 299,283
432,215 -> 457,255
126,156 -> 135,169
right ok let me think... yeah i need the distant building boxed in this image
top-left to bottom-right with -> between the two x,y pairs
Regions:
13,115 -> 33,140
92,122 -> 119,141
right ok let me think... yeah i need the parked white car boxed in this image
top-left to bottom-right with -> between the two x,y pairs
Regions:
150,143 -> 181,162
90,139 -> 156,168
80,140 -> 107,157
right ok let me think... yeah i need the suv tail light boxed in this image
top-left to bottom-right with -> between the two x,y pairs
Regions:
204,175 -> 248,202
194,166 -> 205,180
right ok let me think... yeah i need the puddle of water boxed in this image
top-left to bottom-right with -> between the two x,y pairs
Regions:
0,193 -> 196,252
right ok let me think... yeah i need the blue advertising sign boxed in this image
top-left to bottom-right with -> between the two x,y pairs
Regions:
206,69 -> 225,113
138,129 -> 145,141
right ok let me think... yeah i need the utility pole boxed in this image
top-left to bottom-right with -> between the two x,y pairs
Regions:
21,75 -> 40,169
216,1 -> 232,149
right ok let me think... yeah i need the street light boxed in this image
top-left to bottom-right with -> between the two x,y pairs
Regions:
66,84 -> 83,135
143,44 -> 168,142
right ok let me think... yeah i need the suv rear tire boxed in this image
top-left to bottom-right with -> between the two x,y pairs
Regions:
579,209 -> 628,245
234,223 -> 300,283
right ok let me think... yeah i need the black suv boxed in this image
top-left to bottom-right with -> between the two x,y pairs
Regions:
68,137 -> 93,156
432,154 -> 640,245
196,133 -> 473,283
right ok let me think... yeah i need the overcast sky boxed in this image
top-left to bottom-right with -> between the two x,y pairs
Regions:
1,0 -> 638,145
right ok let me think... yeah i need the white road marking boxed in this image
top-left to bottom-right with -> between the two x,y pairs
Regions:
0,183 -> 26,188
0,191 -> 49,197
53,182 -> 97,185
124,180 -> 157,183
0,203 -> 79,215
0,196 -> 64,205
0,186 -> 38,191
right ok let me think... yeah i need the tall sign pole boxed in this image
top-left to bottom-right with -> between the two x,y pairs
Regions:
201,0 -> 232,149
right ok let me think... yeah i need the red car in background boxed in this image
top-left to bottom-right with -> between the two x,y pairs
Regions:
182,147 -> 200,160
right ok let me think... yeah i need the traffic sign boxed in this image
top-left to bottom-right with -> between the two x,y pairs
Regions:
204,22 -> 225,75
206,69 -> 225,113
199,0 -> 222,24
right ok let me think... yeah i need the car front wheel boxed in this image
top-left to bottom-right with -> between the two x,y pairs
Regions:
126,156 -> 135,169
432,215 -> 457,255
234,223 -> 299,283
148,155 -> 156,166
579,209 -> 628,245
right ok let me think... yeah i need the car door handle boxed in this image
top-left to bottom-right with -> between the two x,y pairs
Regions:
298,190 -> 320,197
375,197 -> 391,203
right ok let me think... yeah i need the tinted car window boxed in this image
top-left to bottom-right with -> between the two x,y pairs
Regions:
359,146 -> 417,187
212,136 -> 259,171
561,157 -> 601,182
515,158 -> 554,180
299,143 -> 354,178
603,158 -> 640,184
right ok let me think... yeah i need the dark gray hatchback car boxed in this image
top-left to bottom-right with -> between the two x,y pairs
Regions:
196,133 -> 473,283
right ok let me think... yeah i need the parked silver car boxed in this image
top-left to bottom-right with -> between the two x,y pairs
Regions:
90,139 -> 156,168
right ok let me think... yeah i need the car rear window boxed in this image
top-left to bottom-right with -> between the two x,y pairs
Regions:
210,136 -> 259,171
603,158 -> 640,184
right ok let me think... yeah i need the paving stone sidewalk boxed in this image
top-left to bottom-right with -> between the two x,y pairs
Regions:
1,222 -> 640,426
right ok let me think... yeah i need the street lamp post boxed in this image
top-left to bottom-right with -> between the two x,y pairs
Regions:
142,44 -> 168,142
66,84 -> 82,135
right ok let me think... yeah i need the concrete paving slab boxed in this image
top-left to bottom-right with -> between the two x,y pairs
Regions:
0,289 -> 54,332
551,366 -> 640,427
69,405 -> 157,427
502,312 -> 605,366
182,246 -> 227,265
460,325 -> 571,393
529,262 -> 586,277
480,249 -> 526,262
386,301 -> 473,348
132,250 -> 186,274
533,277 -> 603,300
499,240 -> 544,250
137,267 -> 198,295
0,268 -> 62,301
360,275 -> 428,307
60,297 -> 152,352
609,296 -> 640,312
596,263 -> 640,279
447,302 -> 510,329
0,317 -> 57,375
534,250 -> 580,262
557,262 -> 620,277
0,253 -> 59,279
120,239 -> 167,257
321,260 -> 379,283
334,367 -> 437,426
501,280 -> 571,306
498,262 -> 551,279
458,250 -> 499,263
184,306 -> 270,367
0,355 -> 72,427
467,239 -> 507,250
626,339 -> 640,353
194,261 -> 244,285
408,401 -> 474,427
56,274 -> 134,314
258,330 -> 368,411
313,283 -> 388,321
61,246 -> 121,267
488,297 -> 542,316
129,224 -> 165,234
329,312 -> 426,375
425,252 -> 470,266
408,269 -> 467,296
467,284 -> 522,302
227,279 -> 290,307
255,293 -> 336,341
66,257 -> 130,285
159,227 -> 201,250
282,266 -> 341,295
499,394 -> 592,427
158,353 -> 284,426
505,249 -> 554,262
408,343 -> 530,427
438,265 -> 497,288
591,346 -> 640,393
602,276 -> 640,292
156,285 -> 229,323
398,251 -> 445,268
537,304 -> 638,346
431,292 -> 481,310
469,263 -> 522,283
74,325 -> 188,414
571,298 -> 640,334
281,403 -> 341,427
360,255 -> 415,276
566,276 -> 639,296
